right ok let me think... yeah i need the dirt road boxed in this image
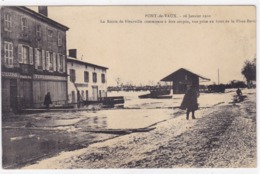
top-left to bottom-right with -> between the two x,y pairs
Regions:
23,89 -> 256,169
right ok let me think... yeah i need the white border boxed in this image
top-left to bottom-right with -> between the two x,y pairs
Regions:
0,0 -> 259,174
0,0 -> 258,6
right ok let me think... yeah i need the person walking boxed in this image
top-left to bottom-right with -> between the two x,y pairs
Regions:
44,92 -> 52,109
180,85 -> 199,120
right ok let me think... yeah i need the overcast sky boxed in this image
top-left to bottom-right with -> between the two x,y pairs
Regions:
30,6 -> 256,86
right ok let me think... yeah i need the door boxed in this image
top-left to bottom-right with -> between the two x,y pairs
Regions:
92,86 -> 98,101
85,90 -> 88,101
10,80 -> 17,111
20,80 -> 32,108
71,91 -> 75,103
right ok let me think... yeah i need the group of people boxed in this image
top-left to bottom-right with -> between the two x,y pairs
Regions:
43,86 -> 243,119
180,85 -> 243,120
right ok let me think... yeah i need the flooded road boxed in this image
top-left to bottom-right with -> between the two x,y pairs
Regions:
2,90 -> 236,168
22,88 -> 256,169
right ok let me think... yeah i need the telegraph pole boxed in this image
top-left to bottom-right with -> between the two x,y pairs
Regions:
218,68 -> 220,85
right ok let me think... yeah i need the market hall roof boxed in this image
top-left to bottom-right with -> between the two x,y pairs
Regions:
160,68 -> 210,81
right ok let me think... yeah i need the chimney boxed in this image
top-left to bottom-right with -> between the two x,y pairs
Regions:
38,6 -> 48,16
69,49 -> 77,58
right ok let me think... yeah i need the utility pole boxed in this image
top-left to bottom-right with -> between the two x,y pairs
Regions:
218,68 -> 220,85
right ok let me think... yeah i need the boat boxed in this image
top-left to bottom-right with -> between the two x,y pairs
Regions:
139,89 -> 172,99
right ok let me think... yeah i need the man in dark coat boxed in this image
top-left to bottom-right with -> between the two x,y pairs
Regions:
180,85 -> 199,120
44,92 -> 52,109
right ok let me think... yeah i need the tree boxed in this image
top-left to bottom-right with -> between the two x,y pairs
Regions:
241,58 -> 256,85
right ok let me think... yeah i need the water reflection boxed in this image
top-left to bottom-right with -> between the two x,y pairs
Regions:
76,116 -> 107,130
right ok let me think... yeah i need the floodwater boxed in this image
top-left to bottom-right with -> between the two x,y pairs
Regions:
2,90 -> 236,168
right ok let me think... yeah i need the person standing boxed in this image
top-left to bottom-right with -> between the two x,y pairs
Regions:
236,88 -> 243,101
180,85 -> 199,120
236,88 -> 242,96
44,92 -> 52,109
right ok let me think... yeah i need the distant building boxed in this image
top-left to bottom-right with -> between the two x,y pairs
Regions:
1,6 -> 69,112
161,68 -> 210,94
67,49 -> 108,104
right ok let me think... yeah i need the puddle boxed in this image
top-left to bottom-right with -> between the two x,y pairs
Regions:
75,109 -> 175,131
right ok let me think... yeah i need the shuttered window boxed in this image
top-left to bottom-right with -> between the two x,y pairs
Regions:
36,24 -> 41,39
4,13 -> 12,31
46,51 -> 50,70
35,49 -> 42,69
58,32 -> 62,46
62,55 -> 66,72
29,47 -> 33,65
22,46 -> 29,64
4,41 -> 13,67
42,50 -> 45,70
53,53 -> 56,71
56,54 -> 60,71
49,52 -> 53,71
21,17 -> 28,32
18,44 -> 33,65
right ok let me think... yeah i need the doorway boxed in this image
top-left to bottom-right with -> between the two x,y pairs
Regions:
10,80 -> 17,111
92,86 -> 98,101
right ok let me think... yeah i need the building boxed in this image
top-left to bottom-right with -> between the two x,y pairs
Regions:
161,68 -> 210,94
1,6 -> 69,112
67,49 -> 108,104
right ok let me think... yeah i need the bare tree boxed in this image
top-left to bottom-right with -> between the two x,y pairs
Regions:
115,77 -> 121,87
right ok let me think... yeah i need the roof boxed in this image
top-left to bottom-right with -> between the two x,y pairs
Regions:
67,57 -> 108,70
9,6 -> 69,31
161,68 -> 210,81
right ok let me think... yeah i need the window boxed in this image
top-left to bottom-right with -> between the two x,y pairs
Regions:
21,17 -> 28,32
70,69 -> 76,82
47,29 -> 53,49
4,41 -> 13,67
48,29 -> 53,42
35,49 -> 42,69
93,72 -> 97,83
57,54 -> 64,72
71,91 -> 76,103
58,32 -> 62,46
36,24 -> 41,39
18,44 -> 33,64
4,13 -> 12,31
101,74 -> 106,83
84,71 -> 89,82
49,52 -> 54,71
185,75 -> 188,80
22,46 -> 29,64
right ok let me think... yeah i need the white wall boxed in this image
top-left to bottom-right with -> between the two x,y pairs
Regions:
67,59 -> 107,103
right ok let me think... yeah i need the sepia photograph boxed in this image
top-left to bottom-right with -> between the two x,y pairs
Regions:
0,2 -> 257,173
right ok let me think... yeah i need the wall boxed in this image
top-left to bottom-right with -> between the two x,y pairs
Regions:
172,72 -> 199,94
67,60 -> 107,103
1,7 -> 68,111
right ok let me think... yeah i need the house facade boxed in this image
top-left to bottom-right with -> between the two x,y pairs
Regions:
67,49 -> 108,104
161,68 -> 210,94
1,6 -> 69,112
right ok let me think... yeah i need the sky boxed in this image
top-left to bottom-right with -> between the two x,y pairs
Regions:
30,6 -> 256,86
